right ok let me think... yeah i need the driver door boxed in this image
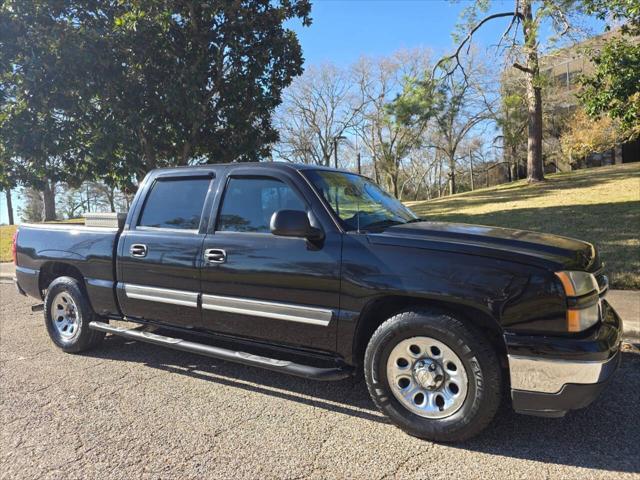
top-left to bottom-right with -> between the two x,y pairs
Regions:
199,170 -> 342,352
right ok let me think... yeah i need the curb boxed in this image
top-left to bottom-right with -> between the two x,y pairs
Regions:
607,290 -> 640,343
0,262 -> 14,281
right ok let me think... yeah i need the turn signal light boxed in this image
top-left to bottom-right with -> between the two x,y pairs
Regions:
566,303 -> 600,333
555,271 -> 600,332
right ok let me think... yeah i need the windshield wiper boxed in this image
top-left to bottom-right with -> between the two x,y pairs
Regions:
364,219 -> 405,231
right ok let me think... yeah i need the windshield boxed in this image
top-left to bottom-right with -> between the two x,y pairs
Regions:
304,170 -> 419,231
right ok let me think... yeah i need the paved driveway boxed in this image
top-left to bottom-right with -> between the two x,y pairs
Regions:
1,284 -> 639,479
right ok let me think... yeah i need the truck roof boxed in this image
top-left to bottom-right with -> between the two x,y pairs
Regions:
149,162 -> 353,176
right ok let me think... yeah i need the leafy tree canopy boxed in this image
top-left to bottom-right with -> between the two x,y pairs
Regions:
581,0 -> 640,34
578,0 -> 640,138
0,0 -> 312,191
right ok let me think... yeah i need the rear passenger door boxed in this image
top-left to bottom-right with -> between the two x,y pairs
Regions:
199,169 -> 342,352
117,172 -> 215,328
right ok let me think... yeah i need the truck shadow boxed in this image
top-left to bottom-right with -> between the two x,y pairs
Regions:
91,336 -> 640,473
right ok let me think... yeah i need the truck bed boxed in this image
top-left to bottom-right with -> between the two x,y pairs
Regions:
15,223 -> 121,316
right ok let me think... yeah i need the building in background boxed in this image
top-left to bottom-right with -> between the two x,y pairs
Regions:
502,29 -> 639,175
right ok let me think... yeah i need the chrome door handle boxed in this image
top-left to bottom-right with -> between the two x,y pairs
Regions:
130,244 -> 148,258
204,248 -> 226,264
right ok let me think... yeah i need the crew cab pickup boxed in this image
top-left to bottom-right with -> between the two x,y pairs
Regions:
13,163 -> 622,441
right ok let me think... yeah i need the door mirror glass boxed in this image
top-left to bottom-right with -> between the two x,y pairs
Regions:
270,210 -> 323,240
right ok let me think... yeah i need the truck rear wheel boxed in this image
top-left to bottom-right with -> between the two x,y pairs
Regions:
44,276 -> 105,353
364,308 -> 502,442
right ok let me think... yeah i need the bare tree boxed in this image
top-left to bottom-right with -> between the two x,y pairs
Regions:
274,64 -> 366,166
354,50 -> 434,198
428,53 -> 496,195
89,182 -> 119,213
435,0 -> 583,184
18,188 -> 44,223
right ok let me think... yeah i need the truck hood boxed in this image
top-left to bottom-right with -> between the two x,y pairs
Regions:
368,221 -> 599,272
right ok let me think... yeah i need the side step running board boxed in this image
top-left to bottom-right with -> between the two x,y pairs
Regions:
88,321 -> 351,381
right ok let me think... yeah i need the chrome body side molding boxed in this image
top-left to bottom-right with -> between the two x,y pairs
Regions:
201,294 -> 333,326
121,283 -> 333,326
123,284 -> 198,308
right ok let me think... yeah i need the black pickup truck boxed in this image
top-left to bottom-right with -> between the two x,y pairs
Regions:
13,163 -> 622,441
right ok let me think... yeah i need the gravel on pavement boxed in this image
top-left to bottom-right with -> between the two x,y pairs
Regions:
1,284 -> 639,479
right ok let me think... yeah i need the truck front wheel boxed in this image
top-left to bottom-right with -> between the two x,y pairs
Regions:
44,276 -> 105,353
364,308 -> 502,442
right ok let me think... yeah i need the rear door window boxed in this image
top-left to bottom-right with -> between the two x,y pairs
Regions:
138,178 -> 210,230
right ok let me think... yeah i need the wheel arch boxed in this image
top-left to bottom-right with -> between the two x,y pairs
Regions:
352,295 -> 507,370
39,262 -> 85,297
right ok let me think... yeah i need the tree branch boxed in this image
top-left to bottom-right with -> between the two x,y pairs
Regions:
513,62 -> 534,74
433,11 -> 524,80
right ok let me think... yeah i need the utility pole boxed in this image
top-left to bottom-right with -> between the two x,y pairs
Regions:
332,135 -> 346,170
469,148 -> 474,191
355,135 -> 361,174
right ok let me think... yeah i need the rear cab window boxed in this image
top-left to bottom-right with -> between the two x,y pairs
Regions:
138,177 -> 211,231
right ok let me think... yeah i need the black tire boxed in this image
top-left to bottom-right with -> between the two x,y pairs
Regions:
364,308 -> 502,442
44,276 -> 105,353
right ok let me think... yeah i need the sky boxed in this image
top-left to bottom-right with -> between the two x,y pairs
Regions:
0,0 -> 606,224
289,0 -> 604,67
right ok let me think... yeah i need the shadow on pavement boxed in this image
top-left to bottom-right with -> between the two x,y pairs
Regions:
90,335 -> 640,473
452,348 -> 640,474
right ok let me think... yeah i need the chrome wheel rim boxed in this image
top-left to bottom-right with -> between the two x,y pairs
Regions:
51,292 -> 80,340
386,336 -> 469,419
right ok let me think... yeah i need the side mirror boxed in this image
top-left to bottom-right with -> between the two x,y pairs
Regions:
270,210 -> 324,241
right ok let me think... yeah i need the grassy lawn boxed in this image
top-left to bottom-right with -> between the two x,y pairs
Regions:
406,163 -> 640,290
0,224 -> 18,262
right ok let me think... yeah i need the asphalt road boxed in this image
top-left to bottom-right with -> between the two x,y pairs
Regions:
1,284 -> 639,480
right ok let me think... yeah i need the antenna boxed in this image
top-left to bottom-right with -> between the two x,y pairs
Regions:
356,191 -> 360,234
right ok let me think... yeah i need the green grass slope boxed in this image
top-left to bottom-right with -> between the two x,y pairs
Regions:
0,224 -> 18,263
406,163 -> 640,289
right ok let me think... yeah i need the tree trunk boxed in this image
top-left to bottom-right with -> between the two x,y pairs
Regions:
138,129 -> 157,181
180,141 -> 192,166
373,156 -> 380,184
392,158 -> 400,199
469,148 -> 475,191
448,154 -> 456,195
107,188 -> 116,213
522,0 -> 544,183
42,181 -> 57,221
4,189 -> 14,225
322,151 -> 331,168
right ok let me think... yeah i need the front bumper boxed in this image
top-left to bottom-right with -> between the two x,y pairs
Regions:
506,299 -> 622,417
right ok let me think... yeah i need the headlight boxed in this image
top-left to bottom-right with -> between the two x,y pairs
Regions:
555,271 -> 600,332
554,271 -> 599,297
